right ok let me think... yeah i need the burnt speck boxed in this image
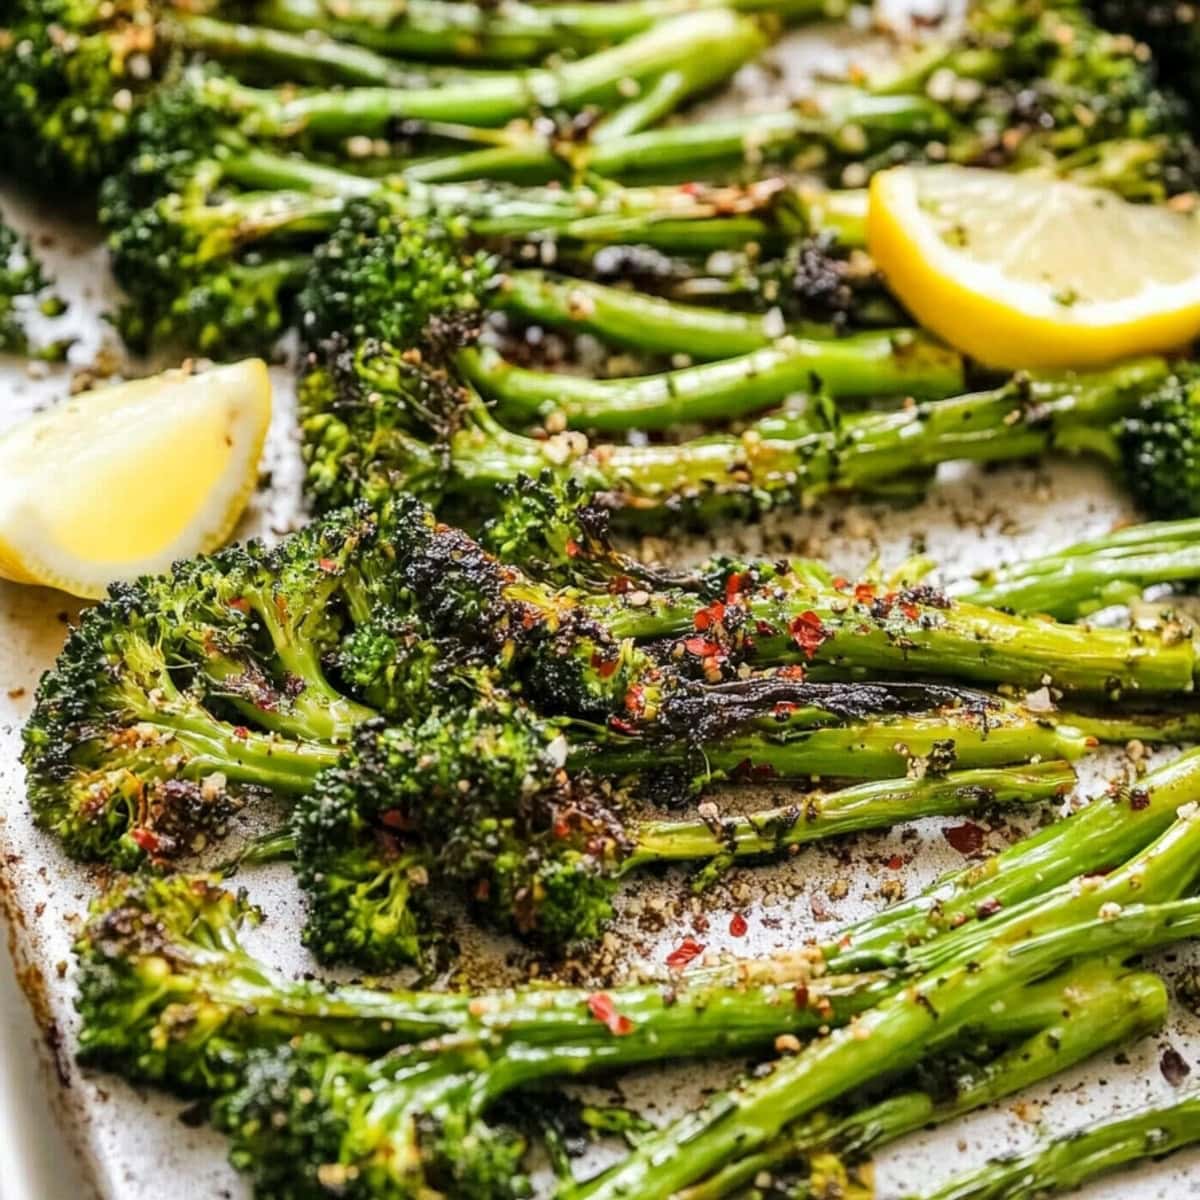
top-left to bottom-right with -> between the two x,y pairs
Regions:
1160,1046 -> 1191,1087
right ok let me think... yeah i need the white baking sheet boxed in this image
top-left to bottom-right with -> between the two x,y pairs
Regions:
5,14 -> 1200,1198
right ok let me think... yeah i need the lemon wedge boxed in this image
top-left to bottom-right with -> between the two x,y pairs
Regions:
0,360 -> 271,598
868,165 -> 1200,369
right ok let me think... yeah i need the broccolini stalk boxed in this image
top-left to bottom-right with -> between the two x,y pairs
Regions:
490,475 -> 1200,643
245,0 -> 828,62
917,1090 -> 1200,1200
216,957 -> 1153,1200
0,0 -> 485,187
292,690 -> 1077,967
404,89 -> 952,185
108,131 -> 821,353
636,569 -> 1196,698
678,961 -> 1167,1200
825,743 -> 1200,975
570,897 -> 1200,1200
957,516 -> 1200,619
457,331 -> 965,434
373,494 -> 1197,709
297,200 -> 959,434
494,270 -> 842,359
74,871 -> 891,1095
622,763 -> 1075,865
302,338 -> 1200,526
160,14 -> 484,88
20,505 -> 459,866
201,11 -> 768,135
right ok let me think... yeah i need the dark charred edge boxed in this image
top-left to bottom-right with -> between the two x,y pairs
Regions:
653,678 -> 1002,744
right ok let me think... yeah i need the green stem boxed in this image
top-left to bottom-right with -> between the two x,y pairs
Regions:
592,69 -> 697,144
1060,707 -> 1200,745
446,357 -> 1165,518
678,962 -> 1167,1200
825,743 -> 1200,973
568,898 -> 1200,1200
213,150 -> 817,255
458,330 -> 964,433
591,703 -> 1089,784
624,762 -> 1075,866
205,11 -> 768,132
495,269 -> 836,358
248,0 -> 829,62
153,715 -> 342,794
169,14 -> 449,87
405,89 -> 952,185
918,1093 -> 1200,1200
956,517 -> 1200,619
584,91 -> 952,181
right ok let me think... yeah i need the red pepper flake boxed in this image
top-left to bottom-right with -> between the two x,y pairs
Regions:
794,984 -> 809,1009
772,701 -> 797,720
624,684 -> 646,717
587,992 -> 635,1036
943,821 -> 985,856
591,652 -> 619,679
227,597 -> 250,613
552,817 -> 571,839
694,601 -> 726,631
725,572 -> 747,602
976,897 -> 1003,919
317,557 -> 338,573
788,611 -> 828,660
684,636 -> 720,657
609,574 -> 632,595
900,601 -> 920,621
608,716 -> 638,735
679,181 -> 700,195
729,913 -> 748,937
565,538 -> 581,558
380,809 -> 413,831
832,576 -> 849,591
232,725 -> 249,740
1130,790 -> 1151,811
777,664 -> 807,680
666,938 -> 705,970
474,879 -> 490,901
755,619 -> 778,637
130,827 -> 160,855
853,582 -> 875,605
886,855 -> 903,871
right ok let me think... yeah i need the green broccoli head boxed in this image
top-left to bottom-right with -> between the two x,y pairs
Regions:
21,504 -> 439,867
485,828 -> 622,949
292,722 -> 441,972
889,0 -> 1200,198
216,1036 -> 530,1200
298,198 -> 496,351
480,472 -> 620,589
1118,366 -> 1200,520
74,872 -> 265,1092
299,338 -> 468,512
292,692 -> 628,960
99,77 -> 316,356
0,2 -> 171,187
0,215 -> 57,355
21,581 -> 255,865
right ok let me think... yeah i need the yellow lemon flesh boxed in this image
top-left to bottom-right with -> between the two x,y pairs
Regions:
868,165 -> 1200,369
0,360 -> 271,598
